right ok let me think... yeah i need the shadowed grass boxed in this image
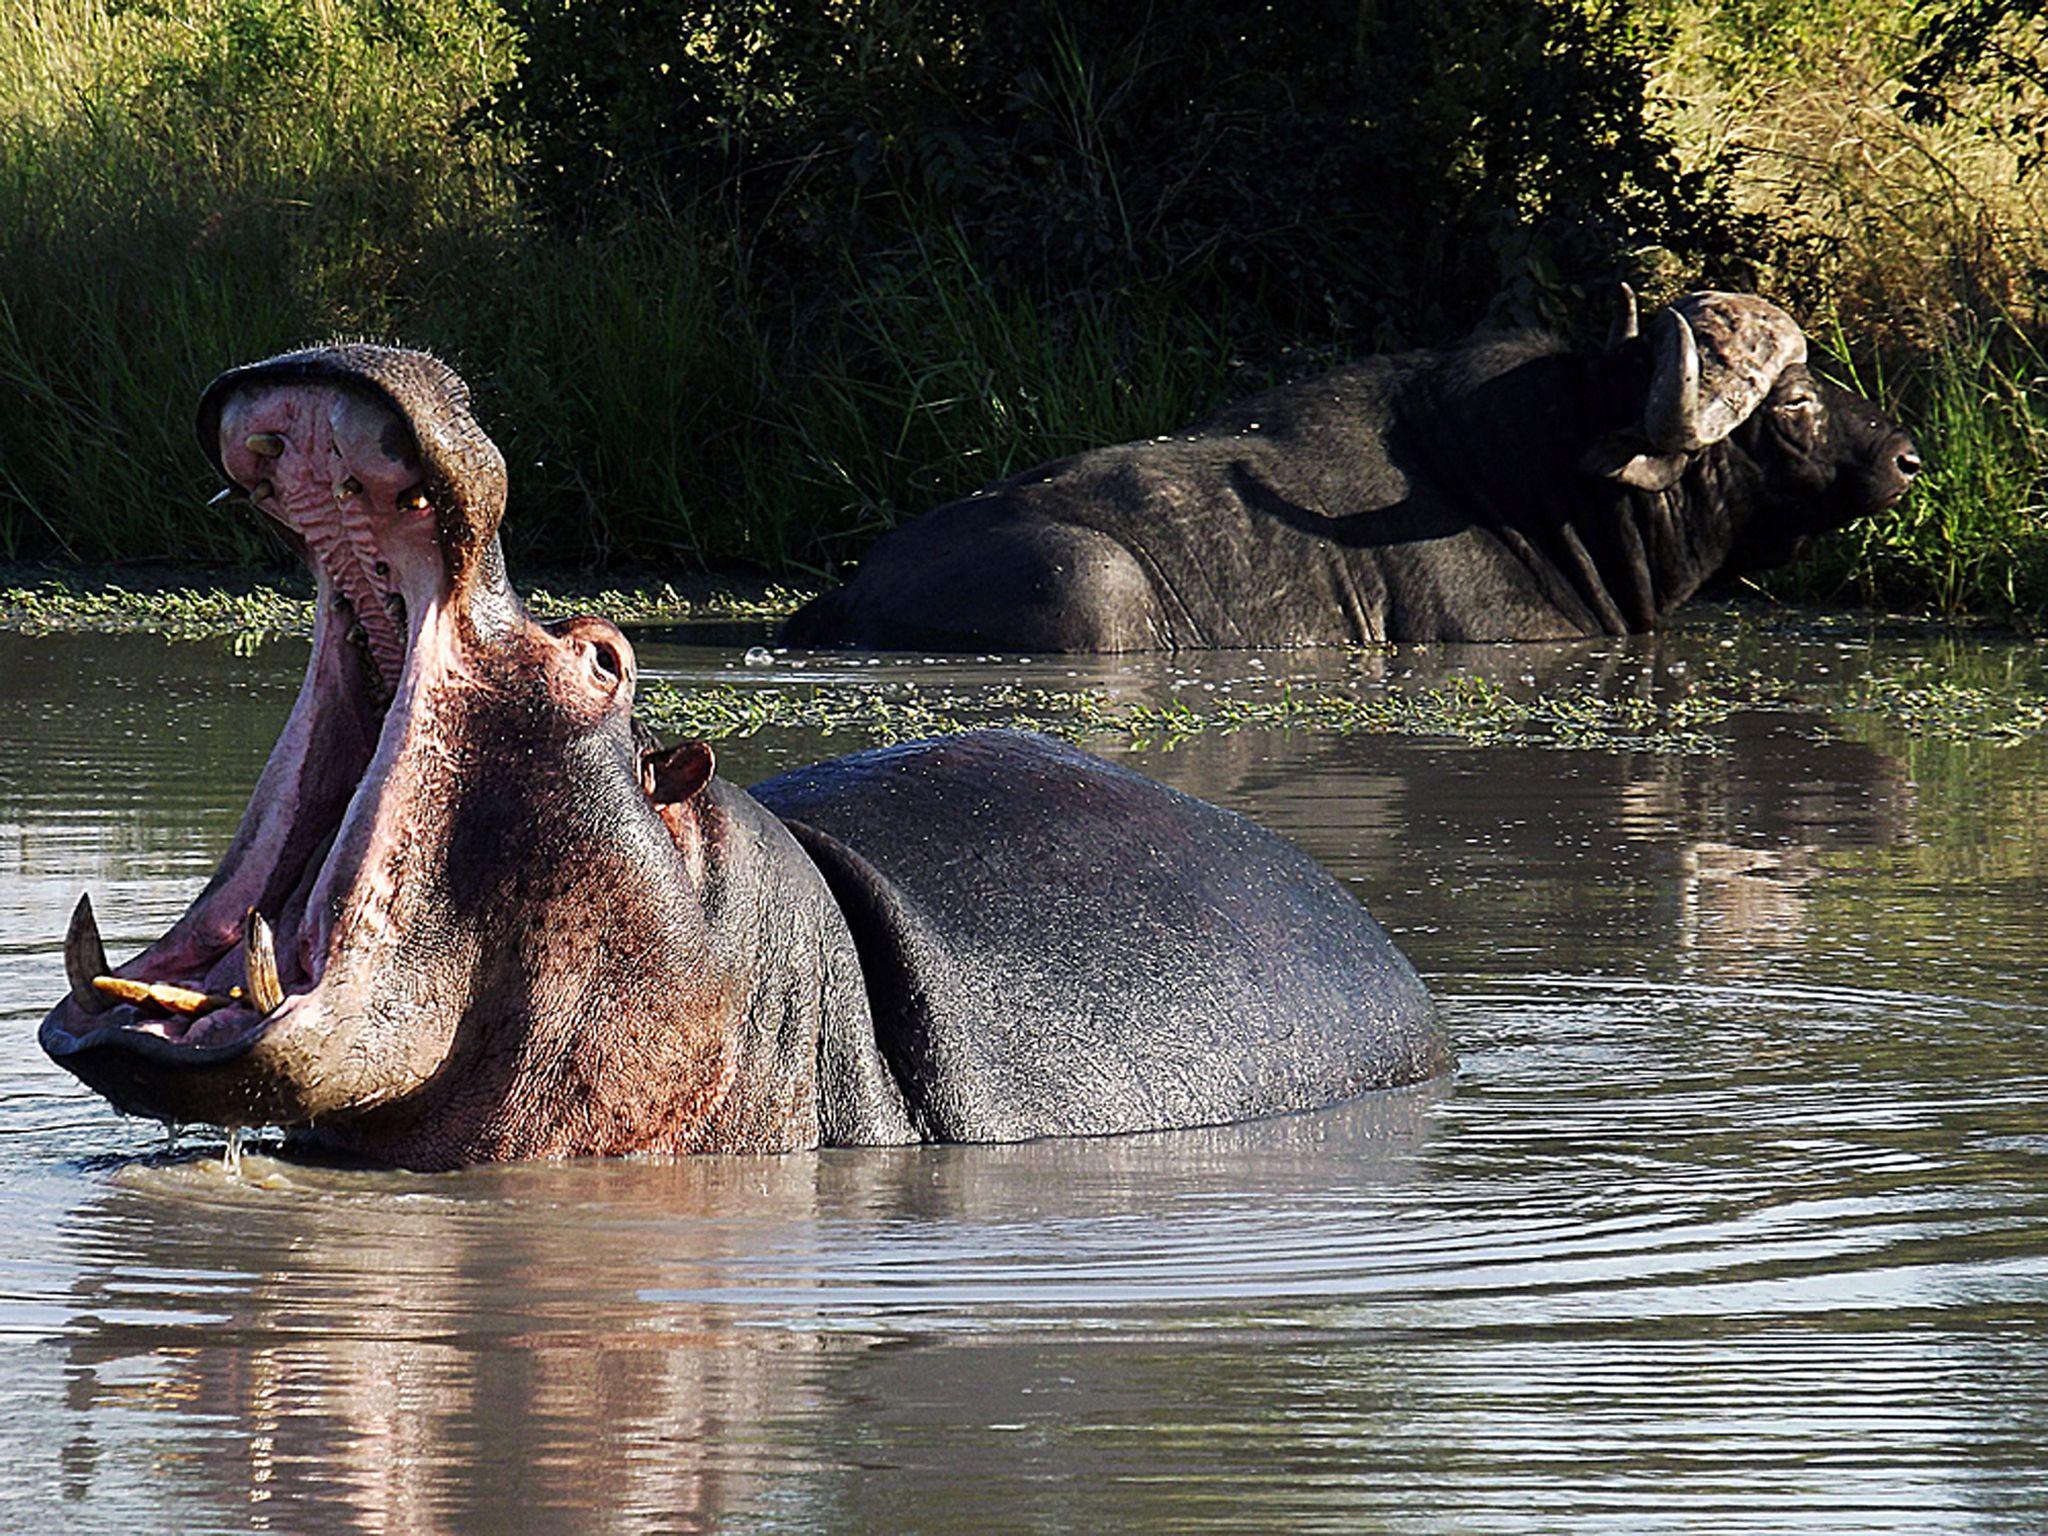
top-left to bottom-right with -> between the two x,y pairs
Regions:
433,216 -> 1235,579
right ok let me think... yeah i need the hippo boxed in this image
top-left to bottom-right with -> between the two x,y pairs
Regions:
783,289 -> 1922,651
37,345 -> 1448,1169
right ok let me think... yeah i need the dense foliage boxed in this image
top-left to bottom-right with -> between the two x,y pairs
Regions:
1903,0 -> 2048,171
489,0 -> 1751,347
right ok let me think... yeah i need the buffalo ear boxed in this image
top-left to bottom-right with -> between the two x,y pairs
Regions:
1580,435 -> 1689,493
641,740 -> 716,807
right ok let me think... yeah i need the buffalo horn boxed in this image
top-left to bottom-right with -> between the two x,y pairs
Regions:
65,893 -> 113,1015
1641,306 -> 1704,452
1670,291 -> 1809,448
1606,283 -> 1640,350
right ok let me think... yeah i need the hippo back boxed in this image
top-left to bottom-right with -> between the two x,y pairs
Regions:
750,730 -> 1448,1142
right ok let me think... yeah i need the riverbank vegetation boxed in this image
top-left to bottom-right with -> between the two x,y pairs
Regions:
0,567 -> 802,636
0,0 -> 2042,621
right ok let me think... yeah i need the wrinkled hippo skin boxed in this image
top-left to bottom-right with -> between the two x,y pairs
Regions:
39,345 -> 1448,1169
755,731 -> 1443,1142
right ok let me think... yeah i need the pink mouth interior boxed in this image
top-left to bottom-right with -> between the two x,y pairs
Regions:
83,380 -> 450,1052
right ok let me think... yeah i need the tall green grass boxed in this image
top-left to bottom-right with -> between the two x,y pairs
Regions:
0,0 -> 515,562
1772,315 -> 2048,617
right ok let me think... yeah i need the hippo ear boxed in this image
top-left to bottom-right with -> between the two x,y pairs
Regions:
641,740 -> 716,808
1579,435 -> 1689,492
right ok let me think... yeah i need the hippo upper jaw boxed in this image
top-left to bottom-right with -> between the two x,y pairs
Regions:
39,352 -> 524,1128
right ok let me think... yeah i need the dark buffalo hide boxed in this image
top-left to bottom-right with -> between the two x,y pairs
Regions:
785,291 -> 1922,652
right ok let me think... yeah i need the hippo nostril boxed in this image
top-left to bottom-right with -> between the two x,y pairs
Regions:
591,641 -> 622,683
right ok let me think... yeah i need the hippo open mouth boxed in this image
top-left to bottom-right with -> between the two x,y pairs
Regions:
41,345 -> 523,1120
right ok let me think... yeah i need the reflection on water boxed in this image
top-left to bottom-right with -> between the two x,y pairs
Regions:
2,617 -> 2045,1533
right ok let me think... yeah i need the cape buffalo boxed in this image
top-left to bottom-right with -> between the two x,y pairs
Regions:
784,290 -> 1922,651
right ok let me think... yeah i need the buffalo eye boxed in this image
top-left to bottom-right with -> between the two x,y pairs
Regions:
1772,390 -> 1822,446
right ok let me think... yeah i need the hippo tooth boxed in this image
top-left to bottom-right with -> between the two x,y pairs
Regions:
251,479 -> 274,501
245,432 -> 286,458
92,976 -> 222,1014
65,893 -> 112,1015
243,909 -> 285,1016
337,475 -> 362,499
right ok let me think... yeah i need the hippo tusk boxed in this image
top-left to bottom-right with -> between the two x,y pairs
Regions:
337,475 -> 362,499
1642,305 -> 1703,452
245,432 -> 286,458
65,893 -> 113,1015
243,909 -> 285,1016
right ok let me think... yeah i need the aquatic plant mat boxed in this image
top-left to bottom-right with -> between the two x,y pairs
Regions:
637,618 -> 2048,754
8,577 -> 2039,753
639,673 -> 1753,754
0,570 -> 810,639
637,671 -> 2048,754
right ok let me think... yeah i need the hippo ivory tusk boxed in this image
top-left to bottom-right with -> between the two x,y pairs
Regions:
243,910 -> 285,1016
245,432 -> 286,458
66,893 -> 113,1015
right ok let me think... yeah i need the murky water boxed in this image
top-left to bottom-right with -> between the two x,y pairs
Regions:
2,614 -> 2044,1534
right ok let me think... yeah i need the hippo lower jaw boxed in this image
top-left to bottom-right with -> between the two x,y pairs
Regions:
39,371 -> 489,1125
